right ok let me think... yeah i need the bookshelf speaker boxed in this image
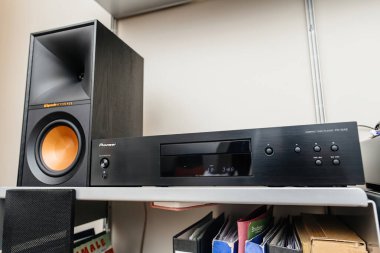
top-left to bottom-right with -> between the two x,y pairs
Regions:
18,20 -> 143,186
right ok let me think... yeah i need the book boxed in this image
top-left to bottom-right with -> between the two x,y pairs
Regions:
237,206 -> 272,253
74,228 -> 96,245
73,231 -> 113,253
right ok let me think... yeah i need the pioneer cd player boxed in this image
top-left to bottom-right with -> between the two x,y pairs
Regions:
91,122 -> 364,186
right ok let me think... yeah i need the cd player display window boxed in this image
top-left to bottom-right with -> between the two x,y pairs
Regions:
160,140 -> 252,177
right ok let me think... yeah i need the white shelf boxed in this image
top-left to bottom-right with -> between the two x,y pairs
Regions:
0,186 -> 368,207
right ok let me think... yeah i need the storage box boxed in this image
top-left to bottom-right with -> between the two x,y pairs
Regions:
294,214 -> 367,253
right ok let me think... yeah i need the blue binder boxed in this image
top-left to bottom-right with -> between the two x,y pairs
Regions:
245,224 -> 271,253
212,217 -> 238,253
245,218 -> 282,253
212,239 -> 238,253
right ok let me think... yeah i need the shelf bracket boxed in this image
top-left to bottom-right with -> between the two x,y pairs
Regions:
104,201 -> 112,234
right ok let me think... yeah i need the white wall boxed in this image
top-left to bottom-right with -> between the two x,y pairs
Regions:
117,0 -> 315,136
0,0 -> 111,186
314,0 -> 380,138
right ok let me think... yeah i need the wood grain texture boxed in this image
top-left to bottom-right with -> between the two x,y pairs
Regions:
92,20 -> 143,139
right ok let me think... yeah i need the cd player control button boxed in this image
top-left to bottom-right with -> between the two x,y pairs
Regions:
332,159 -> 340,166
294,146 -> 301,153
315,159 -> 322,166
313,145 -> 321,152
100,158 -> 109,169
208,166 -> 217,174
102,171 -> 108,179
265,147 -> 274,156
331,144 -> 339,152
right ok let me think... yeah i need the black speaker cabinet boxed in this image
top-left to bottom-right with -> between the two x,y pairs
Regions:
18,20 -> 143,186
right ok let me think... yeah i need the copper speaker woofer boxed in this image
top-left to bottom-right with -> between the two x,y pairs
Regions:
36,120 -> 82,176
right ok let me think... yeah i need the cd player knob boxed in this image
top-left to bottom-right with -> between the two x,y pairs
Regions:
315,159 -> 322,166
100,158 -> 109,169
294,146 -> 301,153
313,145 -> 321,152
331,144 -> 339,152
265,147 -> 274,156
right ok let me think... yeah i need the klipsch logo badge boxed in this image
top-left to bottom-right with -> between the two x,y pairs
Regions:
43,102 -> 73,108
99,143 -> 116,147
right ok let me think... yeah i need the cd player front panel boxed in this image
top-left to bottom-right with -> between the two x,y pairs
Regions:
91,122 -> 364,186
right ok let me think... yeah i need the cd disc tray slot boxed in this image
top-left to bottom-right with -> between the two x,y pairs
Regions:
160,140 -> 252,177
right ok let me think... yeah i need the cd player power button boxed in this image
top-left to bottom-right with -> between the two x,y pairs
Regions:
100,158 -> 109,169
